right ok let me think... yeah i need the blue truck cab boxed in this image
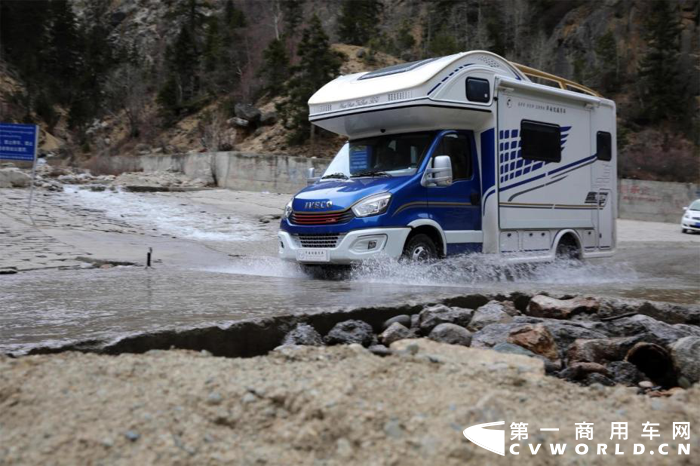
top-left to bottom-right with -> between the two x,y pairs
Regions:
279,130 -> 483,263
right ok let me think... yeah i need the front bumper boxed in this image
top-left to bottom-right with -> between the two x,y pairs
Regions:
681,219 -> 700,232
278,228 -> 411,264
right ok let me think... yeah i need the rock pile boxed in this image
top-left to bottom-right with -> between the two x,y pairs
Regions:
281,295 -> 700,395
0,163 -> 209,192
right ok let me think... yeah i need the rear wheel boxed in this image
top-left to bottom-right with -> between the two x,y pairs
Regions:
403,234 -> 438,262
555,236 -> 581,261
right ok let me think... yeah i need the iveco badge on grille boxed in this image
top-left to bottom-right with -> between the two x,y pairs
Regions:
304,200 -> 333,209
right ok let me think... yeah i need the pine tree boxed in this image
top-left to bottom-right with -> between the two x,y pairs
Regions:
638,1 -> 684,123
260,38 -> 289,96
282,0 -> 304,38
278,15 -> 342,145
337,0 -> 383,46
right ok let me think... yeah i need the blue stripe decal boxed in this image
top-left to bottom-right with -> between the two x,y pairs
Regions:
427,83 -> 441,95
548,154 -> 597,176
500,173 -> 546,192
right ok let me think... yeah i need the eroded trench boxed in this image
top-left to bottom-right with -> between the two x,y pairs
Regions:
19,292 -> 700,392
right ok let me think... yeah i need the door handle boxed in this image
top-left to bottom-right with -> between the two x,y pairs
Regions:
470,192 -> 481,205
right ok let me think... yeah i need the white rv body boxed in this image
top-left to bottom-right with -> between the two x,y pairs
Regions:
279,51 -> 616,264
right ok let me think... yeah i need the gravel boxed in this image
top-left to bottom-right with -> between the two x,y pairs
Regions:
1,342 -> 697,465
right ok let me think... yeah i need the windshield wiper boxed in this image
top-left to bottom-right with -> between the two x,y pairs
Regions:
321,172 -> 349,180
351,170 -> 390,178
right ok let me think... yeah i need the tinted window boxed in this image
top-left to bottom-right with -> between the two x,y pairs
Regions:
466,78 -> 490,103
437,134 -> 471,180
348,132 -> 435,175
521,120 -> 561,163
597,131 -> 612,161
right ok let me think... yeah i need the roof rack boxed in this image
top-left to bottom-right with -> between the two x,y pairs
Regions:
510,62 -> 602,97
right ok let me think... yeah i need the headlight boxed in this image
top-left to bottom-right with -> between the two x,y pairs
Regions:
283,200 -> 293,219
352,193 -> 391,217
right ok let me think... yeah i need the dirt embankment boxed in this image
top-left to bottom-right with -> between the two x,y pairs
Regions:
1,341 -> 698,466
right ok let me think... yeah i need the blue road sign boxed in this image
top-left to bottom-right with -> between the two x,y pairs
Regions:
0,123 -> 38,162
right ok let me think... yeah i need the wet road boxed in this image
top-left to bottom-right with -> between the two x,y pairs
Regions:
1,186 -> 698,354
1,244 -> 697,354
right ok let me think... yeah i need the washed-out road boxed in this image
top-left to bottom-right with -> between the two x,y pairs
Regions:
1,186 -> 698,354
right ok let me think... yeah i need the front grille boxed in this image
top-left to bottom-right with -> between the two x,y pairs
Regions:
295,234 -> 343,248
290,209 -> 354,225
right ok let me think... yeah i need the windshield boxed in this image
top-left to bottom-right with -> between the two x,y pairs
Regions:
322,132 -> 435,179
689,200 -> 700,211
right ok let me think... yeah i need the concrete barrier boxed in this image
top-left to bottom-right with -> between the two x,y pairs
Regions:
105,153 -> 700,223
137,152 -> 330,194
618,179 -> 700,223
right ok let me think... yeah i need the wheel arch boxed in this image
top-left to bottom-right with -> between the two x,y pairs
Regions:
407,219 -> 447,256
553,229 -> 583,258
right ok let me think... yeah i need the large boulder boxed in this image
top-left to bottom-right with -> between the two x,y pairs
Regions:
507,324 -> 558,360
382,315 -> 411,331
0,167 -> 31,188
606,314 -> 700,345
282,324 -> 323,346
537,319 -> 609,349
527,295 -> 599,319
607,360 -> 646,385
468,301 -> 513,331
670,336 -> 700,388
566,337 -> 641,364
471,322 -> 525,348
379,322 -> 411,346
428,323 -> 472,347
234,103 -> 261,124
417,304 -> 473,335
260,111 -> 278,126
325,320 -> 374,347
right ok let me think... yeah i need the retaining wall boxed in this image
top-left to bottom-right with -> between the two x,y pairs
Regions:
108,152 -> 698,223
138,151 -> 331,194
618,179 -> 700,223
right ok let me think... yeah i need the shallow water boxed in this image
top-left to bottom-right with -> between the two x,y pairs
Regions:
63,186 -> 262,242
2,187 -> 697,354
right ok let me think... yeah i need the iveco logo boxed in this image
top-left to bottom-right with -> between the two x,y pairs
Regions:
304,200 -> 333,209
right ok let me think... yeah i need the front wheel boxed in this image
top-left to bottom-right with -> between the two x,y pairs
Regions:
403,234 -> 438,262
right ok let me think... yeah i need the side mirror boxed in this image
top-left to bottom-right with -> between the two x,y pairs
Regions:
683,206 -> 688,211
423,155 -> 453,187
307,167 -> 320,185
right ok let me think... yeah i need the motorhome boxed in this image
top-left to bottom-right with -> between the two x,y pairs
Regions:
278,51 -> 616,267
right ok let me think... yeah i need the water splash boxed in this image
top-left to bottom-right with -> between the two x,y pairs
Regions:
348,253 -> 639,287
64,186 -> 262,242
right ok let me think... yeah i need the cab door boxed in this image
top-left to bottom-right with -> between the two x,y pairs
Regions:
427,131 -> 482,252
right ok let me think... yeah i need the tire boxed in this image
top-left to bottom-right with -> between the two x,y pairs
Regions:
555,237 -> 581,261
681,228 -> 688,234
403,234 -> 438,261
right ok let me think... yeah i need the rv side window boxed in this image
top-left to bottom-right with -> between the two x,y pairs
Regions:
466,78 -> 490,103
520,120 -> 561,163
596,131 -> 612,161
437,134 -> 471,180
